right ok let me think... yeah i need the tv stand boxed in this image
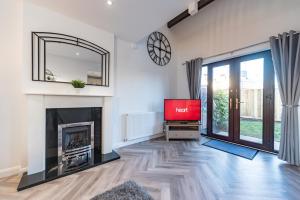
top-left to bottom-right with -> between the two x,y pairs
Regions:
179,121 -> 189,124
165,121 -> 201,141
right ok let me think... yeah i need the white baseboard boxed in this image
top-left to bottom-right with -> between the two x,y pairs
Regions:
19,167 -> 27,174
0,166 -> 26,178
113,133 -> 164,149
0,134 -> 164,178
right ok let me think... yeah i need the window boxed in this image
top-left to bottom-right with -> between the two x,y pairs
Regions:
201,67 -> 208,134
274,74 -> 282,151
212,65 -> 230,136
239,58 -> 264,144
205,51 -> 277,151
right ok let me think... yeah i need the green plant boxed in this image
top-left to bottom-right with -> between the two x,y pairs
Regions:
240,119 -> 281,142
71,80 -> 86,88
213,90 -> 229,131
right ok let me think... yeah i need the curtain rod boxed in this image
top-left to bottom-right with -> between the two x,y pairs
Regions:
182,40 -> 268,65
182,31 -> 300,66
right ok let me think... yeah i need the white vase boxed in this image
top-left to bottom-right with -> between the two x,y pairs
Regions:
74,88 -> 81,94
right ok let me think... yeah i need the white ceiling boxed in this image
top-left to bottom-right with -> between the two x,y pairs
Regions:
26,0 -> 194,42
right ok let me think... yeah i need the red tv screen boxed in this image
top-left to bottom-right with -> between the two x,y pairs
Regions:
164,99 -> 201,121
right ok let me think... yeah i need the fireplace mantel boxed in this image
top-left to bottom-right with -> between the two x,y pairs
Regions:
26,95 -> 114,176
25,92 -> 112,97
21,96 -> 119,191
24,90 -> 113,97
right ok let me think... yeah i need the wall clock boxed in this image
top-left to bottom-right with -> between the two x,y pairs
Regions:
147,32 -> 171,66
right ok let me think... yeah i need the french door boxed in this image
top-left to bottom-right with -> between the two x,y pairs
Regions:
206,51 -> 275,151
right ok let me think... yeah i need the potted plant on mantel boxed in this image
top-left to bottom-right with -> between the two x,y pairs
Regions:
71,80 -> 86,93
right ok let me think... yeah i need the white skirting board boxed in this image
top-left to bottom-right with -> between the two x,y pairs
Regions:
113,133 -> 164,149
0,166 -> 27,178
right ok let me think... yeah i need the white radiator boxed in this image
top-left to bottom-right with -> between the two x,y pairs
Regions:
125,112 -> 164,141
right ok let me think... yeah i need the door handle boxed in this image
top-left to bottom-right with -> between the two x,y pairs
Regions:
236,98 -> 239,110
235,98 -> 246,110
229,98 -> 232,110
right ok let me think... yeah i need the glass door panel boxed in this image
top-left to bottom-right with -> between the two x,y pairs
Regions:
212,65 -> 230,137
201,67 -> 208,134
274,74 -> 282,150
239,58 -> 264,144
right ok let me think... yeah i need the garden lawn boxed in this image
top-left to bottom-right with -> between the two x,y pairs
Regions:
240,119 -> 281,142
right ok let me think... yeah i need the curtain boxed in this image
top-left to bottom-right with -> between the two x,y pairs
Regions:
186,58 -> 203,99
270,30 -> 300,166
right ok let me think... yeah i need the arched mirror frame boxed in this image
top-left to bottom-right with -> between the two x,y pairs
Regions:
32,32 -> 110,87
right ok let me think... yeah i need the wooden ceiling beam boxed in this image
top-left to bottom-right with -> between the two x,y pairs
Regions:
167,0 -> 215,28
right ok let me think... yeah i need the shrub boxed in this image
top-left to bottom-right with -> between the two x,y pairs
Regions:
213,90 -> 229,131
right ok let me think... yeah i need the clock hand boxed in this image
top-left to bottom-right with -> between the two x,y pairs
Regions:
153,46 -> 170,53
159,40 -> 162,62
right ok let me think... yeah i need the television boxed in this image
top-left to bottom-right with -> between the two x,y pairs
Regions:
164,99 -> 201,121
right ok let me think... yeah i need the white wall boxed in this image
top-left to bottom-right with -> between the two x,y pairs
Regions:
171,0 -> 300,98
0,0 -> 26,176
112,27 -> 178,147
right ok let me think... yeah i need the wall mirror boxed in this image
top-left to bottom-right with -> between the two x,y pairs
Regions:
32,32 -> 110,86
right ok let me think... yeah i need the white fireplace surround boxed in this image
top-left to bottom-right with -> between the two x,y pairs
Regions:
26,95 -> 113,175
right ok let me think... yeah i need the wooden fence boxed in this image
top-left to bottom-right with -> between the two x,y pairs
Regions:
200,88 -> 282,127
240,89 -> 281,121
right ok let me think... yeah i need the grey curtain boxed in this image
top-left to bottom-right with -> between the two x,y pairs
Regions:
186,58 -> 203,99
270,30 -> 300,166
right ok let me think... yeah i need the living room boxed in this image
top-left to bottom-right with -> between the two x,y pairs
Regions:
1,0 -> 300,199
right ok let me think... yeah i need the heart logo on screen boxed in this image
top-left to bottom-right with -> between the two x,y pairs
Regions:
175,108 -> 189,113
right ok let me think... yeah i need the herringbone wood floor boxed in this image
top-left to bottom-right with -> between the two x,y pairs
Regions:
1,137 -> 300,200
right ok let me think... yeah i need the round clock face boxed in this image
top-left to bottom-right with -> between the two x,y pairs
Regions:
147,32 -> 171,66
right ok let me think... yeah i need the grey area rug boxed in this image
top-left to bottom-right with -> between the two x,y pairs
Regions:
91,180 -> 154,200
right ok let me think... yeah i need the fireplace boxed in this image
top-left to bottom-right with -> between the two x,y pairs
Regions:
17,107 -> 120,191
58,121 -> 94,174
45,107 -> 102,176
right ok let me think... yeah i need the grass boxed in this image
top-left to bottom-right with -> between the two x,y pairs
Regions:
240,119 -> 281,142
